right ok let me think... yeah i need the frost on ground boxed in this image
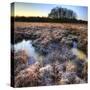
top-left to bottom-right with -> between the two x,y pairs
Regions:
12,22 -> 88,87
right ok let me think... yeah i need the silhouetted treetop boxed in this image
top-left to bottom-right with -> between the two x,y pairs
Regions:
48,7 -> 77,19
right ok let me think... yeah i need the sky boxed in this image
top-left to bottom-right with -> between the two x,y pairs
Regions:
11,2 -> 88,21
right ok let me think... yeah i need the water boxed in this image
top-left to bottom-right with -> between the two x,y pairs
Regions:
14,40 -> 44,64
72,41 -> 77,48
71,48 -> 86,60
71,41 -> 87,60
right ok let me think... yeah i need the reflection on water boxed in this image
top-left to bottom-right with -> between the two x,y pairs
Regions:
71,41 -> 87,60
71,48 -> 87,60
72,41 -> 77,48
14,40 -> 44,64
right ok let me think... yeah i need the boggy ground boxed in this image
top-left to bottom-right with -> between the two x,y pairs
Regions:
13,22 -> 88,87
14,22 -> 87,55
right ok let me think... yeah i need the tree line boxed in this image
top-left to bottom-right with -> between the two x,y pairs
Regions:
11,7 -> 87,24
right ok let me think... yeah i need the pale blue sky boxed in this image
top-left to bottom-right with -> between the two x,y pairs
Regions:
14,2 -> 88,21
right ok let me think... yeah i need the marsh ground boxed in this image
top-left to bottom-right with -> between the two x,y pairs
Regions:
12,22 -> 88,87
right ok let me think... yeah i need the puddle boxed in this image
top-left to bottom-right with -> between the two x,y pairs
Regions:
14,40 -> 44,64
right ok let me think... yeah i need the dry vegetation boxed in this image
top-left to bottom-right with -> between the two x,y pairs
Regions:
12,22 -> 88,87
14,22 -> 87,54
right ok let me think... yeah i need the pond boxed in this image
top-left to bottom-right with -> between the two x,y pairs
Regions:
14,40 -> 44,65
71,41 -> 87,60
